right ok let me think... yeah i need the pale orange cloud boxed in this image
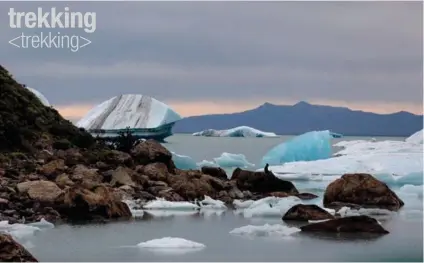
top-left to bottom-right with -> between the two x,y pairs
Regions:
55,99 -> 423,122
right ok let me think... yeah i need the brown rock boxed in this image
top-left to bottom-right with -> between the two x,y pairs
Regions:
232,168 -> 298,195
201,166 -> 228,180
110,166 -> 135,187
300,215 -> 389,234
55,173 -> 74,188
168,172 -> 215,200
0,234 -> 38,262
72,165 -> 103,183
143,162 -> 169,182
130,140 -> 175,171
283,204 -> 335,221
323,173 -> 404,211
23,180 -> 63,203
58,185 -> 132,222
38,159 -> 65,178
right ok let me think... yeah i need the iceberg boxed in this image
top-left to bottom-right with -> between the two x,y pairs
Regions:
199,196 -> 227,210
260,130 -> 333,166
193,126 -> 277,138
213,152 -> 254,168
76,94 -> 182,141
26,87 -> 50,107
137,237 -> 205,249
229,224 -> 300,237
143,198 -> 199,210
171,152 -> 198,170
406,129 -> 423,144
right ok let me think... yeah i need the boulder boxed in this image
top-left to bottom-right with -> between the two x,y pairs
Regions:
324,173 -> 404,211
0,234 -> 38,262
201,166 -> 228,180
143,162 -> 169,182
232,168 -> 298,195
72,165 -> 103,183
17,180 -> 63,203
57,185 -> 132,222
283,204 -> 335,221
130,140 -> 175,171
38,159 -> 65,178
110,166 -> 135,187
300,215 -> 389,234
167,171 -> 215,200
55,173 -> 74,188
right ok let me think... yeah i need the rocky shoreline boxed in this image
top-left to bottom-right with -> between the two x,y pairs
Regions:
0,65 -> 408,261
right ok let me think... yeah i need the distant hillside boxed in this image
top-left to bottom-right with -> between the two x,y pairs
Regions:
173,101 -> 423,137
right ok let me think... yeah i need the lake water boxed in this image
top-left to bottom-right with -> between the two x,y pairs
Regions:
21,134 -> 424,262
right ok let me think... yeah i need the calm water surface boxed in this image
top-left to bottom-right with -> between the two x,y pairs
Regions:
25,134 -> 423,262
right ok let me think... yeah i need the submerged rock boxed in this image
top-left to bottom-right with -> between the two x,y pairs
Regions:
283,204 -> 335,221
300,215 -> 389,234
0,234 -> 38,262
324,173 -> 404,211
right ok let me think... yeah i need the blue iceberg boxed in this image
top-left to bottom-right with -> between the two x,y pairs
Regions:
214,152 -> 254,168
171,152 -> 198,170
260,130 -> 333,166
196,160 -> 219,168
193,126 -> 277,138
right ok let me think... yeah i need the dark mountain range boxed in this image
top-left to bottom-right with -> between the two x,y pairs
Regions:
173,101 -> 423,137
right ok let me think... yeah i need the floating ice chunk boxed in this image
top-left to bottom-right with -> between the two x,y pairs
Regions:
214,152 -> 254,168
26,87 -> 51,107
233,199 -> 255,209
242,196 -> 302,218
308,219 -> 331,224
199,196 -> 227,210
137,237 -> 205,249
196,160 -> 219,168
406,129 -> 423,144
229,224 -> 300,237
76,94 -> 182,130
143,198 -> 199,210
337,207 -> 395,218
334,140 -> 423,156
27,218 -> 54,229
193,126 -> 277,138
261,130 -> 333,166
0,221 -> 42,241
171,152 -> 198,170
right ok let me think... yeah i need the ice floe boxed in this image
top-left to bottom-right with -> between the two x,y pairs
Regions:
193,126 -> 277,138
213,152 -> 254,168
406,129 -> 423,144
143,198 -> 199,210
238,196 -> 302,218
229,224 -> 300,237
199,196 -> 227,210
137,237 -> 205,249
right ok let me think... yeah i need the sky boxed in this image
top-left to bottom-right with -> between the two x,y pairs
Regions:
0,1 -> 422,121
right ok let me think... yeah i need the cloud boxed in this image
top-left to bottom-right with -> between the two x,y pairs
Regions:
0,1 -> 422,115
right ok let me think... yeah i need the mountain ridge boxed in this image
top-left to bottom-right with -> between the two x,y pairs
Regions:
173,101 -> 423,137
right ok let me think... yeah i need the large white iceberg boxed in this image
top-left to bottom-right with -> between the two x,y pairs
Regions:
76,94 -> 182,140
26,87 -> 50,107
213,152 -> 254,168
193,126 -> 278,138
260,130 -> 333,166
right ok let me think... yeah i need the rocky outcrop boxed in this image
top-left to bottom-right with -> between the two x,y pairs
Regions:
201,166 -> 228,180
57,185 -> 132,222
283,204 -> 335,221
0,234 -> 38,262
17,180 -> 63,203
232,168 -> 298,195
300,215 -> 389,234
323,173 -> 404,211
131,140 -> 175,171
